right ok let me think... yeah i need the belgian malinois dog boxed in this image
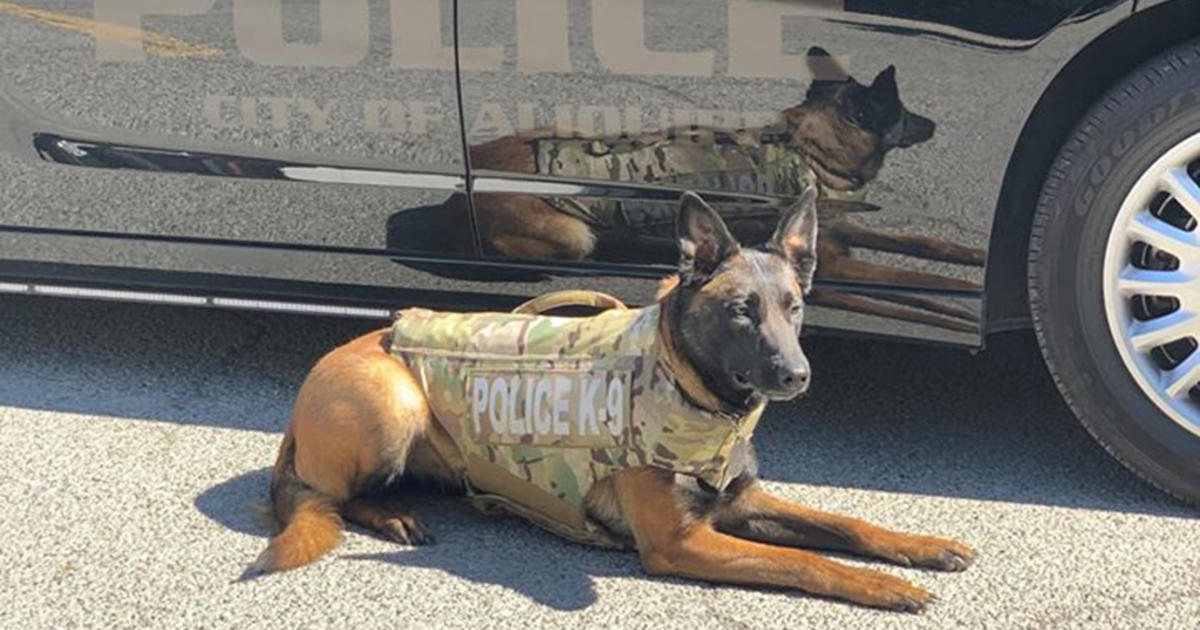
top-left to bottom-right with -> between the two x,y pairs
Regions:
256,191 -> 974,612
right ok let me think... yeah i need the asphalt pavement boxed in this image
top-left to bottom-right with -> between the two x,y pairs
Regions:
0,293 -> 1197,629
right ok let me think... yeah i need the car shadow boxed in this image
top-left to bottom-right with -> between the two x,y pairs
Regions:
2,293 -> 1194,515
0,293 -> 373,433
762,331 -> 1196,517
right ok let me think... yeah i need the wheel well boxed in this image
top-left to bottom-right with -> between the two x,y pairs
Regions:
984,0 -> 1200,335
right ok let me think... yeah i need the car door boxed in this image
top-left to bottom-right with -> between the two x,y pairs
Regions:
0,0 -> 475,300
456,0 -> 1123,343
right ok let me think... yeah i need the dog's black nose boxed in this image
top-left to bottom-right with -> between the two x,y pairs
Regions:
778,365 -> 809,390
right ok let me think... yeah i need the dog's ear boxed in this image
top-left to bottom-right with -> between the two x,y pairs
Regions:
806,46 -> 850,83
678,192 -> 740,284
768,188 -> 819,292
869,65 -> 898,97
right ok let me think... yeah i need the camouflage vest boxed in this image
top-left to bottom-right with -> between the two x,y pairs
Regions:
532,127 -> 862,235
389,304 -> 765,548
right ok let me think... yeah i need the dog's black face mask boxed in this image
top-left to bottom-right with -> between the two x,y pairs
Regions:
671,191 -> 818,405
847,65 -> 936,149
804,47 -> 936,149
785,47 -> 936,190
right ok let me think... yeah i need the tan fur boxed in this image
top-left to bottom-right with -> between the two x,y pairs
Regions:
714,486 -> 975,569
468,134 -> 598,262
785,105 -> 882,191
290,331 -> 424,498
656,275 -> 680,300
610,469 -> 933,610
253,493 -> 342,573
580,476 -> 632,539
468,133 -> 539,174
255,330 -> 460,573
258,276 -> 974,611
474,193 -> 596,261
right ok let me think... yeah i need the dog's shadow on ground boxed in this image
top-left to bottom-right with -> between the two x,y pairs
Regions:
194,467 -> 274,538
193,467 -> 645,610
340,517 -> 640,611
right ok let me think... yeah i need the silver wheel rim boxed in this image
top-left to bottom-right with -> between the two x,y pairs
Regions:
1104,130 -> 1200,438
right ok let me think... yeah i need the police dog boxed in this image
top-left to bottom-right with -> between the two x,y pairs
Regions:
255,190 -> 974,611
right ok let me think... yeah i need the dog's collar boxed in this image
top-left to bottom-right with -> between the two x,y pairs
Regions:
803,151 -> 863,191
653,305 -> 763,420
754,115 -> 801,148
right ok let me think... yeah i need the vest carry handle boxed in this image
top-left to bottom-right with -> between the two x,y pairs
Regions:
511,290 -> 628,315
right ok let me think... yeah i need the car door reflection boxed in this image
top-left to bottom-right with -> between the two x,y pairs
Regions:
459,48 -> 982,332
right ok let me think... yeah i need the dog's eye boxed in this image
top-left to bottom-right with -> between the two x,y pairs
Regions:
729,301 -> 755,323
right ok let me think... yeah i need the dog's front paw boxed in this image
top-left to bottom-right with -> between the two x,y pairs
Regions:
850,571 -> 934,613
876,534 -> 975,572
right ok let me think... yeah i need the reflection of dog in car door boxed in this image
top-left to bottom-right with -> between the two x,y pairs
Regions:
255,191 -> 974,612
466,47 -> 984,330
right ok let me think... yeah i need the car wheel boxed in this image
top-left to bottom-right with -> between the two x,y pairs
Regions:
1029,40 -> 1200,505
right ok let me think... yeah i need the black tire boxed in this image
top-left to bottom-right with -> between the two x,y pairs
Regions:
1029,40 -> 1200,506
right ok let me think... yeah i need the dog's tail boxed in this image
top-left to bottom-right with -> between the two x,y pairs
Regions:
248,427 -> 343,576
